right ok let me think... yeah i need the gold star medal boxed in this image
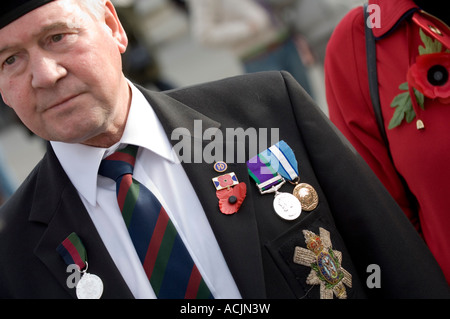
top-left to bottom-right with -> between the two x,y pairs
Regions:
293,227 -> 352,299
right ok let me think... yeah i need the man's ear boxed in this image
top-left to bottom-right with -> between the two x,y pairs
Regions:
104,0 -> 128,54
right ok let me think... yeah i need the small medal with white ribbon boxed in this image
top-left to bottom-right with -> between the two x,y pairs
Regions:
56,232 -> 104,299
267,140 -> 319,211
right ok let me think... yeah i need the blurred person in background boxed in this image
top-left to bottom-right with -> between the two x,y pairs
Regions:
325,0 -> 450,283
0,145 -> 17,206
0,99 -> 18,205
187,0 -> 314,98
114,0 -> 176,91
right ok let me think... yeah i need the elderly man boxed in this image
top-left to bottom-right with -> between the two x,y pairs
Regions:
0,0 -> 448,299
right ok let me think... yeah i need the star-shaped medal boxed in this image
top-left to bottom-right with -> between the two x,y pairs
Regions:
293,227 -> 352,299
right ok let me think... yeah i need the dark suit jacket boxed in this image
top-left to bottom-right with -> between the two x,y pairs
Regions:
0,71 -> 448,299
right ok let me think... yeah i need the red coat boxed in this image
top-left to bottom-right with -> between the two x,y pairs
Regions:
325,0 -> 450,283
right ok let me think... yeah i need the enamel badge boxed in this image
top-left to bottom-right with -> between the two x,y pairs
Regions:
213,161 -> 228,173
212,172 -> 239,191
293,227 -> 352,299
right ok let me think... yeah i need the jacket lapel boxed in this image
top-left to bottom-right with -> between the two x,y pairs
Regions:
30,145 -> 133,298
141,88 -> 267,298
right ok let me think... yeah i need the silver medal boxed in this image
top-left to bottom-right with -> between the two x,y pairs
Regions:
76,271 -> 104,299
273,192 -> 302,220
257,174 -> 302,221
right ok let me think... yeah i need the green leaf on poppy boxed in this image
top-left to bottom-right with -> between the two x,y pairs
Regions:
391,90 -> 410,108
399,82 -> 409,91
418,28 -> 442,55
389,107 -> 405,129
413,87 -> 425,110
405,107 -> 416,123
388,83 -> 415,129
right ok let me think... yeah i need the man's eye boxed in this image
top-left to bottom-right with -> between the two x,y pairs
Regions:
51,34 -> 64,42
4,56 -> 16,66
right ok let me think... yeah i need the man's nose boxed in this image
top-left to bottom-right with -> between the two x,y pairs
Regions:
30,54 -> 67,89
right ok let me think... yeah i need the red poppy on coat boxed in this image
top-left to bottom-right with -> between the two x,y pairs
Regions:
407,52 -> 450,104
216,183 -> 247,215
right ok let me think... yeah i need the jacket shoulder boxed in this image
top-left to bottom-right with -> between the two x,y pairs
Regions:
164,71 -> 307,110
161,71 -> 312,127
167,71 -> 294,95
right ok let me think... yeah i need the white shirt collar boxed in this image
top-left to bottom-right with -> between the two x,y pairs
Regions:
51,82 -> 177,206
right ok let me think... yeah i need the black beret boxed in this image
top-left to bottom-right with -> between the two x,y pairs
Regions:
1,0 -> 55,29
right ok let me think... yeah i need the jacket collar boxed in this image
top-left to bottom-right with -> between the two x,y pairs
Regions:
370,0 -> 419,39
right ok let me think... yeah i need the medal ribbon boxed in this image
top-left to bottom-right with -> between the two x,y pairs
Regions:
267,140 -> 299,181
247,140 -> 299,190
56,232 -> 87,270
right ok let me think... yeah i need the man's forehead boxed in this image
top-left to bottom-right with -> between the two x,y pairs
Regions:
0,2 -> 87,55
0,20 -> 78,53
0,0 -> 55,29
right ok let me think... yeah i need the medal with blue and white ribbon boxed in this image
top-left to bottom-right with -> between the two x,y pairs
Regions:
268,141 -> 319,212
247,141 -> 318,220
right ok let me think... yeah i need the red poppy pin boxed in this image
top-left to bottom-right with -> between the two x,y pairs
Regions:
389,28 -> 450,130
407,52 -> 450,104
212,172 -> 247,215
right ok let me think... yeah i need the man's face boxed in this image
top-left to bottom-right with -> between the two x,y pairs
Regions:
0,0 -> 129,146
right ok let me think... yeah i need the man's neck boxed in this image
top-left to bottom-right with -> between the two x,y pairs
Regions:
81,80 -> 132,148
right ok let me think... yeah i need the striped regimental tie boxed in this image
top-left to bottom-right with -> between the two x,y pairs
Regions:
98,145 -> 213,299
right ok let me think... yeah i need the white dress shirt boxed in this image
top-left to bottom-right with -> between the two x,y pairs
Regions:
51,82 -> 241,299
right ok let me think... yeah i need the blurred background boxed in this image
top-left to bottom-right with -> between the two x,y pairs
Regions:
0,0 -> 364,205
